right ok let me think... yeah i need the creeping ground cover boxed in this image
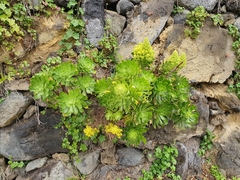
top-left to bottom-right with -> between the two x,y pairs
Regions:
29,37 -> 199,157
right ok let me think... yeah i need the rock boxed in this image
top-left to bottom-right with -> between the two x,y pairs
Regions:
0,36 -> 30,63
118,0 -> 174,59
234,17 -> 240,30
178,0 -> 218,11
116,0 -> 134,16
25,157 -> 48,172
24,12 -> 66,65
176,138 -> 202,179
89,163 -> 150,180
74,150 -> 100,175
172,9 -> 190,24
225,0 -> 240,13
105,10 -> 126,36
191,89 -> 209,124
210,114 -> 226,126
105,0 -> 119,4
197,83 -> 240,113
5,79 -> 30,91
0,109 -> 67,161
163,18 -> 235,83
222,13 -> 236,26
101,146 -> 118,165
23,105 -> 37,120
52,153 -> 70,163
130,0 -> 141,5
54,0 -> 69,8
117,147 -> 144,166
16,160 -> 76,180
0,92 -> 32,128
215,113 -> 240,177
82,0 -> 105,46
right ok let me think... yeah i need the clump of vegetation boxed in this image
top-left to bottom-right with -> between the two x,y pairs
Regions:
8,156 -> 25,169
184,6 -> 223,39
210,165 -> 226,180
140,145 -> 181,180
172,5 -> 185,15
30,37 -> 199,155
184,6 -> 208,39
198,129 -> 215,156
227,24 -> 240,98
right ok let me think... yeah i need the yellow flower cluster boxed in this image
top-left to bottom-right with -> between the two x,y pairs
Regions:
105,123 -> 123,138
133,38 -> 155,66
83,125 -> 99,138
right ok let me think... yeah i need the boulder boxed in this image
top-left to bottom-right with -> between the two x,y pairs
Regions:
0,92 -> 32,128
74,150 -> 101,175
0,109 -> 67,161
105,10 -> 126,36
176,138 -> 202,179
163,18 -> 235,83
118,0 -> 174,59
117,147 -> 144,166
178,0 -> 218,11
116,0 -> 134,16
82,0 -> 105,46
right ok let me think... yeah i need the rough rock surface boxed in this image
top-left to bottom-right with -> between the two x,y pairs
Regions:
215,113 -> 240,177
0,92 -> 32,128
24,12 -> 66,65
82,0 -> 105,46
25,157 -> 48,172
178,0 -> 218,11
117,147 -> 144,166
176,138 -> 202,179
118,0 -> 174,59
0,109 -> 67,161
197,83 -> 240,113
116,0 -> 134,16
105,10 -> 126,36
16,160 -> 75,180
74,150 -> 101,175
164,18 -> 235,83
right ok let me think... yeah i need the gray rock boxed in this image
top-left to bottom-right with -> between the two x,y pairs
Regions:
116,0 -> 134,16
74,150 -> 100,175
25,157 -> 48,172
0,109 -> 67,161
225,0 -> 240,13
130,0 -> 141,5
163,18 -> 235,83
0,92 -> 32,128
191,90 -> 209,124
118,0 -> 174,59
178,0 -> 218,11
105,10 -> 126,36
117,147 -> 144,166
172,9 -> 190,24
234,17 -> 240,30
82,0 -> 105,46
176,138 -> 202,179
16,160 -> 75,180
216,114 -> 240,177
